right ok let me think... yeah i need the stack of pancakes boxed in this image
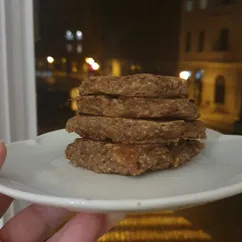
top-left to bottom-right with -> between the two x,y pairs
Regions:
65,74 -> 206,176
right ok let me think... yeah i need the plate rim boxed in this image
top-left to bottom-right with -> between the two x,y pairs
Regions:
1,128 -> 241,212
0,179 -> 242,211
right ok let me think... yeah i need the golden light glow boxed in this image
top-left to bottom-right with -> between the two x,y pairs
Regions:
85,57 -> 95,65
51,211 -> 213,242
179,71 -> 191,80
61,58 -> 67,63
70,87 -> 79,111
99,230 -> 212,241
92,62 -> 100,70
119,216 -> 192,226
98,212 -> 212,242
47,56 -> 54,64
112,59 -> 121,76
130,65 -> 135,71
71,62 -> 78,72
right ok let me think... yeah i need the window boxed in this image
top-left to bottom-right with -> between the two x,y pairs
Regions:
215,75 -> 225,104
71,62 -> 78,72
219,28 -> 229,51
198,31 -> 205,52
185,0 -> 193,12
76,44 -> 83,53
65,30 -> 74,40
76,30 -> 83,40
200,0 -> 208,9
185,32 -> 192,52
66,44 -> 73,52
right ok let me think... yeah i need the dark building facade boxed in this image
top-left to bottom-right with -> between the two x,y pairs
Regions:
35,0 -> 181,76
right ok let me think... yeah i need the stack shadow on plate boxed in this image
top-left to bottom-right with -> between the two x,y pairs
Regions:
65,74 -> 206,176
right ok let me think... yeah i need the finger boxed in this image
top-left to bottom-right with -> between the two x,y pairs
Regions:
0,204 -> 74,242
0,141 -> 13,217
47,212 -> 125,242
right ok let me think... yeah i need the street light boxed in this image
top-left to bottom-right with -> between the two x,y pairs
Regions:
85,57 -> 95,65
47,56 -> 54,64
179,71 -> 191,80
92,62 -> 100,70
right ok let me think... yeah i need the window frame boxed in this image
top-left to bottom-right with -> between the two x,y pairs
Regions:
0,0 -> 37,225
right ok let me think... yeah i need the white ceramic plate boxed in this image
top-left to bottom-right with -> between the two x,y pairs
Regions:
0,129 -> 241,212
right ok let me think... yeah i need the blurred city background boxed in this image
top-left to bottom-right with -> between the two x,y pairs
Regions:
34,1 -> 242,241
34,0 -> 242,135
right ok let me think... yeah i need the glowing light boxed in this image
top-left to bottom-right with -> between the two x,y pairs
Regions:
195,69 -> 204,79
71,62 -> 78,72
179,71 -> 191,80
76,44 -> 83,53
92,62 -> 100,70
65,30 -> 74,40
76,30 -> 83,40
70,88 -> 79,111
47,56 -> 54,64
130,65 -> 135,71
195,72 -> 201,79
85,57 -> 95,65
66,44 -> 73,52
61,58 -> 67,63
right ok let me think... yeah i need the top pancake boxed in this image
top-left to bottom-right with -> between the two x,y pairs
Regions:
78,73 -> 188,98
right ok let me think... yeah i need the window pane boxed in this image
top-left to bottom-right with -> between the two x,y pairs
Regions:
32,0 -> 239,136
34,0 -> 182,134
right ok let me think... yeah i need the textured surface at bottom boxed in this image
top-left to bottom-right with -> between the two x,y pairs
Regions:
65,139 -> 204,176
